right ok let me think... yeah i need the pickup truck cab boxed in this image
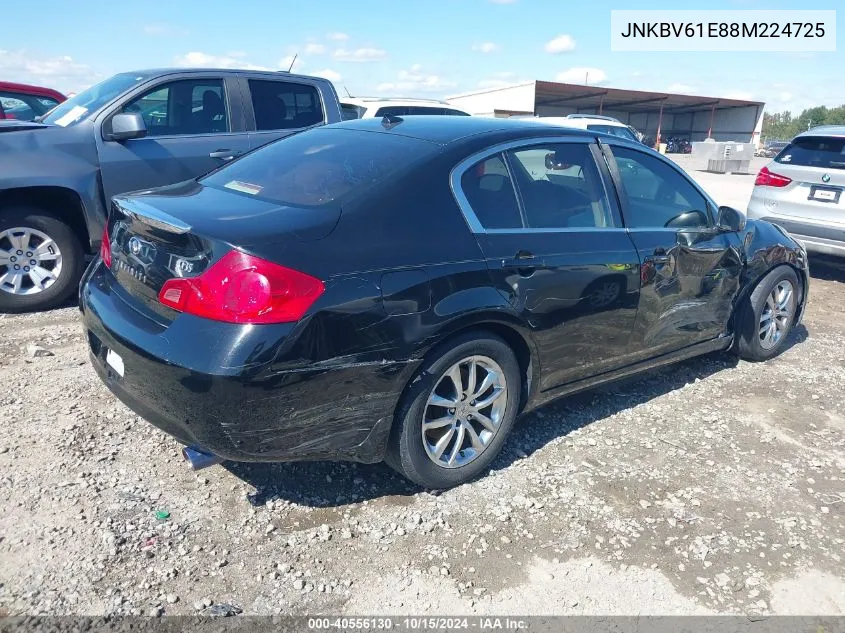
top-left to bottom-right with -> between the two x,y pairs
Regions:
0,68 -> 342,312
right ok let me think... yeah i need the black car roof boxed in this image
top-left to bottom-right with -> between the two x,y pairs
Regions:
329,115 -> 598,145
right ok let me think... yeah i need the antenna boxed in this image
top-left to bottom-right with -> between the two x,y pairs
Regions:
287,53 -> 298,73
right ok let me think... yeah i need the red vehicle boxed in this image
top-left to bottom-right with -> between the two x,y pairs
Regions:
0,81 -> 66,121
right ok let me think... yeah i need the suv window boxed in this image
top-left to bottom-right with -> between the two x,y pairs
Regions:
586,124 -> 638,142
612,146 -> 711,229
507,144 -> 614,229
201,127 -> 438,207
341,103 -> 365,120
776,136 -> 845,169
460,154 -> 523,230
122,79 -> 229,136
375,105 -> 469,117
249,80 -> 324,130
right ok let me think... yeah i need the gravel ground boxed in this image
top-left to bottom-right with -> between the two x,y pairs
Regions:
1,168 -> 844,617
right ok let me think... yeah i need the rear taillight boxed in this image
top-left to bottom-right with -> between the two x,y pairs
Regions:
755,166 -> 792,187
158,250 -> 324,324
100,224 -> 112,268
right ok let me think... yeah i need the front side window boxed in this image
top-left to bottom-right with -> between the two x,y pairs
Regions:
611,146 -> 711,229
775,136 -> 845,169
507,143 -> 614,229
460,154 -> 523,230
249,80 -> 324,131
121,79 -> 229,136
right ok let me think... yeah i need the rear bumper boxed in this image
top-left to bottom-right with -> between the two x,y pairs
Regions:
80,261 -> 416,464
748,201 -> 845,257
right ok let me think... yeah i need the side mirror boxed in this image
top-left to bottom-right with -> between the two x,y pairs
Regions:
109,112 -> 147,141
717,205 -> 747,233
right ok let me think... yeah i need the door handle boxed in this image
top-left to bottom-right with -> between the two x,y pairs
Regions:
209,149 -> 239,160
646,254 -> 671,265
502,250 -> 536,266
502,250 -> 538,276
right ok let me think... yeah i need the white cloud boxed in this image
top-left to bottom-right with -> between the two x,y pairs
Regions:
304,42 -> 326,55
778,91 -> 793,102
0,49 -> 101,93
473,42 -> 500,54
667,83 -> 696,94
311,68 -> 342,83
377,64 -> 456,94
278,55 -> 305,72
333,47 -> 387,62
174,51 -> 272,71
544,34 -> 576,54
489,0 -> 517,3
327,32 -> 349,41
555,67 -> 607,85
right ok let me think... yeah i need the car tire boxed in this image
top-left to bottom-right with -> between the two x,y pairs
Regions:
0,206 -> 85,313
736,265 -> 800,362
385,331 -> 522,489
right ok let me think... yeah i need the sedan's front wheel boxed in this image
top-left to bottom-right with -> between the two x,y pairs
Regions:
386,332 -> 522,489
736,265 -> 800,362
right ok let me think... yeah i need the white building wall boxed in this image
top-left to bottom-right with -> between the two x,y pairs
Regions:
446,82 -> 536,117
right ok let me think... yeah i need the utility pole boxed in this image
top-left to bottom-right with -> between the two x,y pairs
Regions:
585,71 -> 589,85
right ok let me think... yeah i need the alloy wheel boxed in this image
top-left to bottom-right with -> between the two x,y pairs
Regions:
422,355 -> 508,469
758,279 -> 794,350
0,227 -> 63,296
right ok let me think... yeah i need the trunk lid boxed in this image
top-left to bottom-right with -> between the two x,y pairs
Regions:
107,180 -> 341,320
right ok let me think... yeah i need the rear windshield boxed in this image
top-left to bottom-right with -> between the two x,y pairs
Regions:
586,124 -> 638,141
775,136 -> 845,169
200,127 -> 439,206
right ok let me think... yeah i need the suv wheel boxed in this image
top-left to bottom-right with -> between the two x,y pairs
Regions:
736,265 -> 800,362
0,206 -> 84,313
386,332 -> 522,489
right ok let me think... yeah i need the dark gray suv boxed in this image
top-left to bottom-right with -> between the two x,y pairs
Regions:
0,68 -> 342,312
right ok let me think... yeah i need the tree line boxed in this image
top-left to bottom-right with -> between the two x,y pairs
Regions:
763,105 -> 845,142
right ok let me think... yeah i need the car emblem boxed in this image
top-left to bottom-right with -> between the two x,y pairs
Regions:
822,173 -> 831,183
128,237 -> 143,255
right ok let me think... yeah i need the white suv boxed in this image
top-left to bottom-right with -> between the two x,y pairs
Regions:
517,114 -> 643,143
341,97 -> 471,120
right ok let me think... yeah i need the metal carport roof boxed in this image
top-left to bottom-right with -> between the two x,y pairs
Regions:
533,80 -> 763,114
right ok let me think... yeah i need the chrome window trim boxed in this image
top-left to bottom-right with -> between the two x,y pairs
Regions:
449,135 -> 614,235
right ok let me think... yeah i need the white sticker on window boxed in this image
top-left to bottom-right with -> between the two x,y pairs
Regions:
224,180 -> 263,195
52,105 -> 89,127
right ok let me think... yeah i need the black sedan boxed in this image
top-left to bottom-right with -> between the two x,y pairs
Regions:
80,116 -> 810,489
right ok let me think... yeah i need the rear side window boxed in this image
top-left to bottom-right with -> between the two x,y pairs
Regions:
249,80 -> 324,130
776,137 -> 845,169
507,143 -> 614,229
460,154 -> 523,229
200,128 -> 438,206
0,94 -> 36,121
